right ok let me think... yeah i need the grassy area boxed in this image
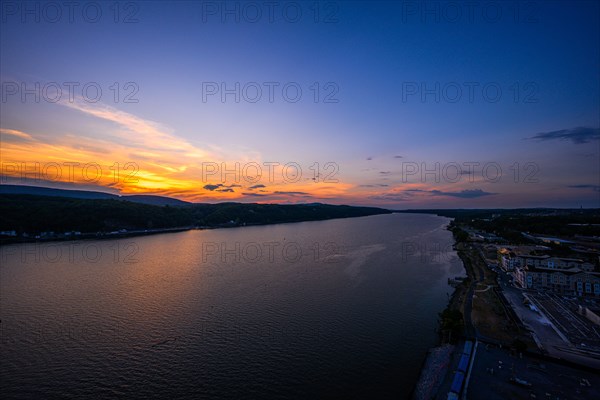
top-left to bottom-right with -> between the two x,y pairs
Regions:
472,286 -> 519,343
466,245 -> 536,348
444,228 -> 535,350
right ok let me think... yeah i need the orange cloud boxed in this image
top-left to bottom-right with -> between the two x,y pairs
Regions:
1,100 -> 355,202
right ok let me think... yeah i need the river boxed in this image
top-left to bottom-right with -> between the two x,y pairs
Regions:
0,213 -> 464,399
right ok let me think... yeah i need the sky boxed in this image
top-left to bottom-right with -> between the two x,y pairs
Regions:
1,0 -> 599,208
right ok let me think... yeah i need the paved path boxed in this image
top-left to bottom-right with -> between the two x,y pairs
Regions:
474,285 -> 493,293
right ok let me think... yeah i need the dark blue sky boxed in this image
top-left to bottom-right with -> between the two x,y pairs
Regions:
1,1 -> 599,207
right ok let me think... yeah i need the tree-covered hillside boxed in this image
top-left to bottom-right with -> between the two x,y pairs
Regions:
0,194 -> 392,235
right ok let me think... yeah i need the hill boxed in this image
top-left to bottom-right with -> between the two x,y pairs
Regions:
0,185 -> 190,206
0,193 -> 391,239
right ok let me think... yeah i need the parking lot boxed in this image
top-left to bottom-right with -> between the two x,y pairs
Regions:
526,292 -> 600,351
466,343 -> 600,400
490,266 -> 600,369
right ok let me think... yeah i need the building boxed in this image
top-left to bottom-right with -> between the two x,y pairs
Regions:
516,255 -> 595,272
498,248 -> 518,271
496,246 -> 557,272
514,266 -> 600,298
499,246 -> 600,297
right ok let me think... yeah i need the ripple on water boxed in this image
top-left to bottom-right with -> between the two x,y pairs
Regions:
0,214 -> 461,399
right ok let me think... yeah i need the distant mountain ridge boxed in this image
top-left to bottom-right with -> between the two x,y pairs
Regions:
0,190 -> 392,239
0,185 -> 190,206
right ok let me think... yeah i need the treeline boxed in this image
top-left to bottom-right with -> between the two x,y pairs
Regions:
402,209 -> 600,240
0,194 -> 391,234
469,214 -> 600,239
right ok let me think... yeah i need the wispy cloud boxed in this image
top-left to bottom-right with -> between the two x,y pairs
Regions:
203,184 -> 223,191
568,184 -> 600,192
405,188 -> 497,198
0,128 -> 34,141
242,192 -> 267,197
273,191 -> 310,196
59,99 -> 212,158
429,189 -> 497,198
248,184 -> 266,190
1,100 -> 355,203
528,127 -> 600,144
369,192 -> 411,201
1,99 -> 228,197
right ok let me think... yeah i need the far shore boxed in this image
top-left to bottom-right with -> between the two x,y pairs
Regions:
0,226 -> 195,246
0,211 -> 414,246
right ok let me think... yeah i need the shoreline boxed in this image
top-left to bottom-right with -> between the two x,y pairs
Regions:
413,220 -> 600,399
0,226 -> 195,246
411,220 -> 469,399
0,211 -> 397,246
437,220 -> 470,342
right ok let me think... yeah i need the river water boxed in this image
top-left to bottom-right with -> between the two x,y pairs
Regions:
0,213 -> 463,399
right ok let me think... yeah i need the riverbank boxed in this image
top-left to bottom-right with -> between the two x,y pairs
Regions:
412,344 -> 455,400
412,222 -> 467,399
412,220 -> 546,399
0,211 -> 398,246
0,226 -> 195,245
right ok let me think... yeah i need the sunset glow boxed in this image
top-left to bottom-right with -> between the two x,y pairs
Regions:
1,1 -> 598,208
